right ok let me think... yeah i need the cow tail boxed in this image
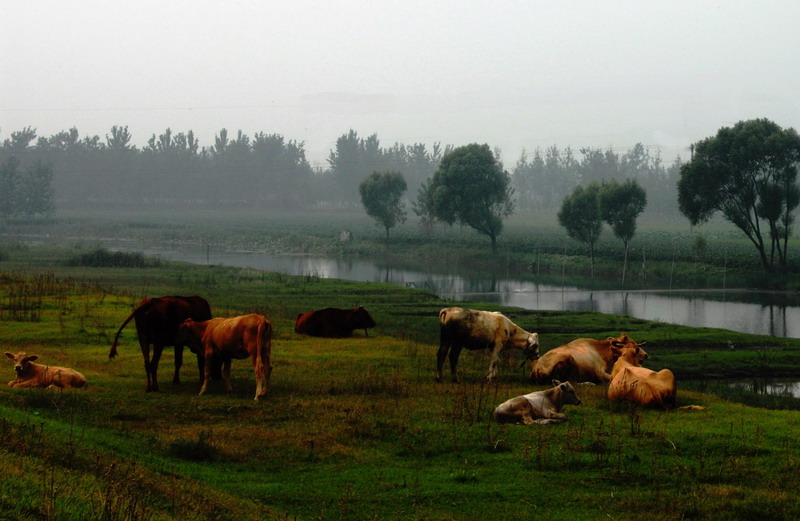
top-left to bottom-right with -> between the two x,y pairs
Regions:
255,319 -> 267,379
109,307 -> 141,359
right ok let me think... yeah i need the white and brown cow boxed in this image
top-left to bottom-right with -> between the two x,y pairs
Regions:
494,380 -> 582,424
530,334 -> 645,384
437,307 -> 539,383
6,352 -> 87,389
177,314 -> 272,401
608,344 -> 676,409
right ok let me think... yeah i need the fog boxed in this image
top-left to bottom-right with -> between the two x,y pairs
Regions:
3,1 -> 799,168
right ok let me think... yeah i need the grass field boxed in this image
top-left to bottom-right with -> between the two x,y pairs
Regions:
1,245 -> 800,520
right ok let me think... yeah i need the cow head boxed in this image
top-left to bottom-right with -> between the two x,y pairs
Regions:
5,352 -> 38,376
552,379 -> 582,406
523,332 -> 540,360
176,319 -> 204,352
608,334 -> 644,360
350,307 -> 376,331
618,345 -> 648,366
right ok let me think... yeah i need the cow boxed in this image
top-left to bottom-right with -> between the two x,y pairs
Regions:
294,307 -> 376,338
6,352 -> 87,389
530,334 -> 645,384
109,295 -> 219,392
608,344 -> 676,409
177,314 -> 272,401
436,307 -> 540,383
494,380 -> 582,424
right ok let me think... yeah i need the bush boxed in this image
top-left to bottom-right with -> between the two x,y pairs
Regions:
65,248 -> 157,268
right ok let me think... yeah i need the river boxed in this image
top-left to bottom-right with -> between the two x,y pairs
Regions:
139,245 -> 800,339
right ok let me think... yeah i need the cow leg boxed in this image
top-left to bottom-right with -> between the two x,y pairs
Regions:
140,341 -> 154,392
199,352 -> 213,396
196,352 -> 206,384
448,346 -> 463,383
173,345 -> 183,385
253,348 -> 270,401
436,343 -> 451,382
486,346 -> 501,382
150,345 -> 164,392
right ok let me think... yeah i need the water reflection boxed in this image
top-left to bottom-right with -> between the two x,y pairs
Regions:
139,247 -> 800,339
728,379 -> 800,398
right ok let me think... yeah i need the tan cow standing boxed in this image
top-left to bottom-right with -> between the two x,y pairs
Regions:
437,307 -> 540,383
608,345 -> 676,409
494,380 -> 582,424
177,314 -> 272,401
5,352 -> 87,389
530,334 -> 645,384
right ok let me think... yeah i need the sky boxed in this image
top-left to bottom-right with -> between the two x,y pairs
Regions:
2,0 -> 799,168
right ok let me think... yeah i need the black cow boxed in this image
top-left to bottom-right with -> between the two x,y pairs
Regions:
109,295 -> 220,392
294,307 -> 376,337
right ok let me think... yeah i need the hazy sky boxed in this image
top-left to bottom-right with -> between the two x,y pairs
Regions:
2,1 -> 799,168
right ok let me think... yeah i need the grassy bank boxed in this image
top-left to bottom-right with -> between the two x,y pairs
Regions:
1,245 -> 799,520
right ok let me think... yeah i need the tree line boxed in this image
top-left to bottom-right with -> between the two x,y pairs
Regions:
0,125 -> 682,215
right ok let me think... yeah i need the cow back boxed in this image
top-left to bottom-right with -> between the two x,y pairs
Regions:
439,307 -> 503,350
295,307 -> 374,337
137,296 -> 212,345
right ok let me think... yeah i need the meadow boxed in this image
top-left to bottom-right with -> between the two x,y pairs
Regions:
1,243 -> 800,521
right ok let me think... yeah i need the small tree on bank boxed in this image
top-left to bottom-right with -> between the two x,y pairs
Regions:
428,143 -> 514,253
359,170 -> 407,241
558,183 -> 603,277
601,179 -> 647,287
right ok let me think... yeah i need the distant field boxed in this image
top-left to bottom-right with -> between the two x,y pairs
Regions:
0,246 -> 799,520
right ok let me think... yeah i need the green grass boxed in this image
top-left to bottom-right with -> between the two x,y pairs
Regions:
0,246 -> 799,520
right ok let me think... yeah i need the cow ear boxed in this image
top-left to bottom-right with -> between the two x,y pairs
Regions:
5,352 -> 15,360
25,355 -> 39,362
552,379 -> 561,387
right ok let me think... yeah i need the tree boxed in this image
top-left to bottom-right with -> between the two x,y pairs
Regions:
678,118 -> 800,271
601,179 -> 647,286
412,178 -> 437,235
0,156 -> 20,218
558,183 -> 603,277
359,170 -> 407,240
428,144 -> 514,253
19,160 -> 55,217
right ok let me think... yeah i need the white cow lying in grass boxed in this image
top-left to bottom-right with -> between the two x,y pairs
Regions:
5,352 -> 87,389
494,380 -> 581,424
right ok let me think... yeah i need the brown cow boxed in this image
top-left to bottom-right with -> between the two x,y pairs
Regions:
294,307 -> 376,337
109,295 -> 219,392
177,314 -> 272,401
608,344 -> 676,409
437,307 -> 540,383
494,380 -> 582,424
6,352 -> 87,389
530,334 -> 646,384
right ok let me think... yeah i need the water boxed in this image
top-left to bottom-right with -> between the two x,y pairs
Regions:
727,379 -> 800,398
140,246 -> 800,339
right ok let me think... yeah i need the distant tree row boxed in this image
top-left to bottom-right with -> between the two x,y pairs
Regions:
0,126 -> 446,210
1,126 -> 685,216
513,143 -> 681,216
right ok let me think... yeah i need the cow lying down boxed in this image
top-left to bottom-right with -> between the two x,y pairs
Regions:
494,380 -> 581,425
6,352 -> 87,389
608,345 -> 676,409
